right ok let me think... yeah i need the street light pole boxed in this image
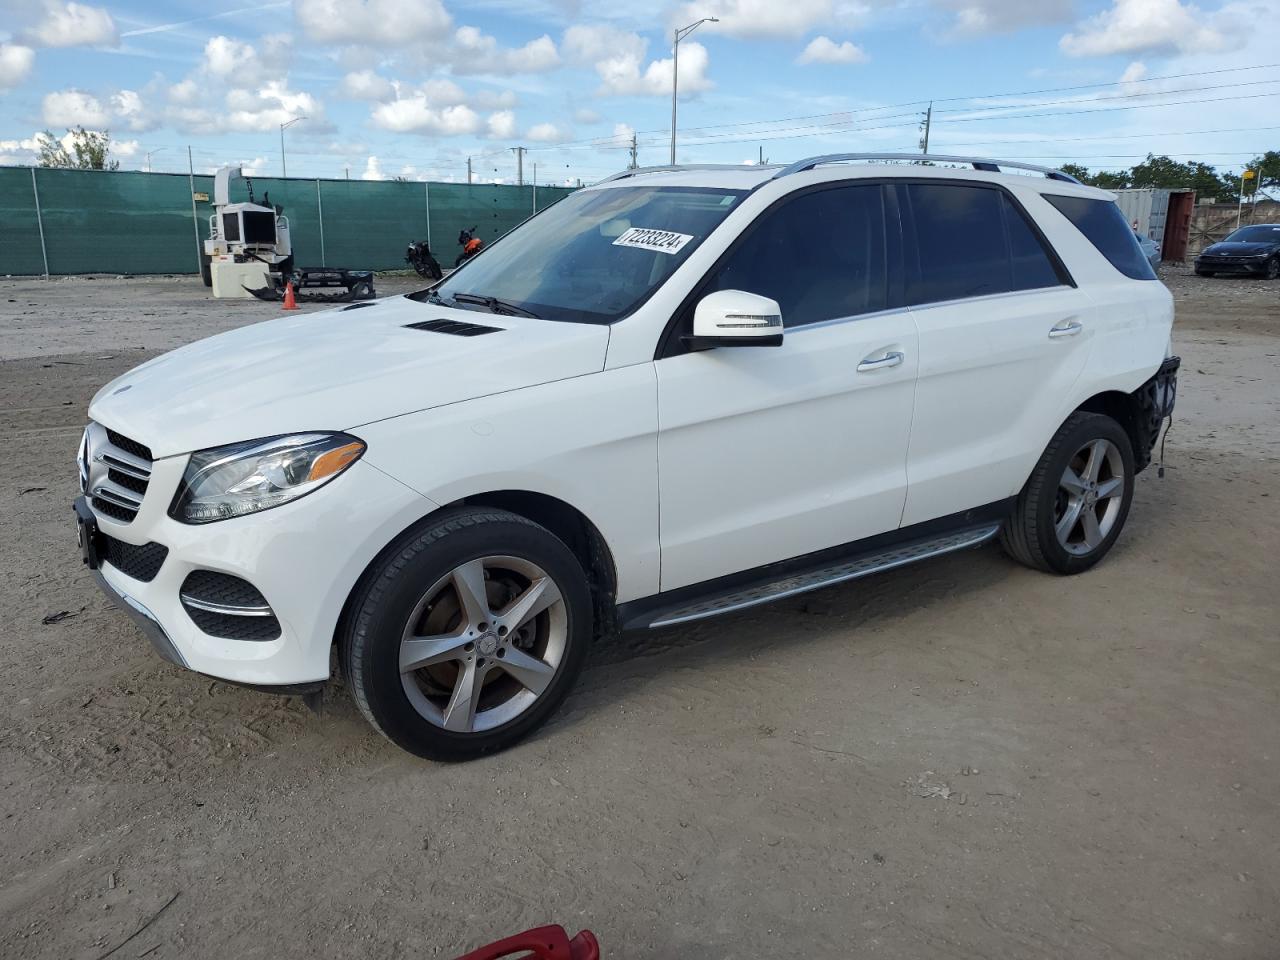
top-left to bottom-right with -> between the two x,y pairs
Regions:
670,17 -> 718,166
145,148 -> 163,172
280,116 -> 307,178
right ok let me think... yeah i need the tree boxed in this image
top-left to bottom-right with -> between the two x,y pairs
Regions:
36,126 -> 120,170
1128,153 -> 1235,201
1054,163 -> 1130,190
1244,150 -> 1280,194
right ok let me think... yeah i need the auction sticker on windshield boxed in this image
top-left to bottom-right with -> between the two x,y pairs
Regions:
612,227 -> 694,255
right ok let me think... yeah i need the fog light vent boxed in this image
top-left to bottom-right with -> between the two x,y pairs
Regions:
180,570 -> 281,641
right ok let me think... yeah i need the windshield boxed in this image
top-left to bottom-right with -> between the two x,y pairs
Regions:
1223,225 -> 1280,243
417,185 -> 747,324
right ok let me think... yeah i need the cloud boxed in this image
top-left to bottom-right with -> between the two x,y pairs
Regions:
527,122 -> 564,142
295,0 -> 451,46
362,155 -> 386,180
574,107 -> 602,124
1060,0 -> 1236,56
371,97 -> 481,134
42,89 -> 111,127
473,88 -> 518,109
486,109 -> 517,139
222,80 -> 321,132
673,0 -> 839,39
1120,61 -> 1147,82
24,1 -> 118,48
0,43 -> 35,89
109,89 -> 152,131
339,69 -> 395,101
200,33 -> 291,86
936,0 -> 1073,35
565,25 -> 711,97
451,26 -> 560,73
797,35 -> 867,64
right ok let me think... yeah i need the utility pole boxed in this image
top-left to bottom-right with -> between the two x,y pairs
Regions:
145,148 -> 163,172
919,102 -> 932,155
758,145 -> 765,165
629,132 -> 639,169
511,146 -> 526,186
670,17 -> 719,165
466,156 -> 472,184
532,161 -> 538,212
344,166 -> 349,180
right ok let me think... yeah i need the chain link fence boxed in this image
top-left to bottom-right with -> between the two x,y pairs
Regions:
0,166 -> 575,277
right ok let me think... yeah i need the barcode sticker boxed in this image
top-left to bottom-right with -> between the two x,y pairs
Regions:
612,227 -> 694,255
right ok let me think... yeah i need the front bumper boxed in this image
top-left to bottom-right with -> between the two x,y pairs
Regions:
1196,256 -> 1270,275
78,455 -> 434,686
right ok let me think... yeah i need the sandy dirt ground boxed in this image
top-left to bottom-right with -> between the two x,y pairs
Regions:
0,268 -> 1277,959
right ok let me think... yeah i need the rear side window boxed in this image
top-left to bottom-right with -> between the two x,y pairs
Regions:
1044,194 -> 1157,280
904,183 -> 1067,306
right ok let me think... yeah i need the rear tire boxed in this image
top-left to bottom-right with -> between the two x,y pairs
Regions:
341,508 -> 592,761
1000,412 -> 1135,575
199,252 -> 212,287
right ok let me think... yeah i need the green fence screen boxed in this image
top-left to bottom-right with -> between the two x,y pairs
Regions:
0,167 -> 576,276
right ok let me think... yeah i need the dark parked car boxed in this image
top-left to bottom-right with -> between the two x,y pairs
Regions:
1195,224 -> 1280,279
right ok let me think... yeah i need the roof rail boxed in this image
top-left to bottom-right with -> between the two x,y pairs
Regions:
595,163 -> 776,185
771,153 -> 1081,184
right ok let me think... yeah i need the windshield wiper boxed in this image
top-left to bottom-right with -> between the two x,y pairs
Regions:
449,292 -> 541,319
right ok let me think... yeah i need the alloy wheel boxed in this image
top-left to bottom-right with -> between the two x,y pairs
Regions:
1054,438 -> 1126,555
399,555 -> 567,733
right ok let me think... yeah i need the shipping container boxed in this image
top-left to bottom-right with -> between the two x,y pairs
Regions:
1111,187 -> 1195,262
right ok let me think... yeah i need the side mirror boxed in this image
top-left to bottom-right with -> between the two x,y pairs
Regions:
684,289 -> 783,350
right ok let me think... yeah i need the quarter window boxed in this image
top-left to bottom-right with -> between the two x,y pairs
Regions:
905,183 -> 1067,306
702,184 -> 888,327
1044,194 -> 1157,281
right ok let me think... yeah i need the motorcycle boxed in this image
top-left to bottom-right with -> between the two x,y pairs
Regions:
405,240 -> 443,280
456,226 -> 484,267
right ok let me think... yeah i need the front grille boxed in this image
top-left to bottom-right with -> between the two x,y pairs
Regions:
180,570 -> 281,642
86,424 -> 153,524
101,536 -> 168,582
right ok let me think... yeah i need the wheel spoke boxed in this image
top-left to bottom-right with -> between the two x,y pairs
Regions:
1096,476 -> 1123,500
1060,466 -> 1087,496
1083,440 -> 1107,482
1056,499 -> 1083,543
442,660 -> 485,732
450,559 -> 491,628
496,576 -> 561,634
497,647 -> 555,695
400,632 -> 469,673
1081,506 -> 1103,547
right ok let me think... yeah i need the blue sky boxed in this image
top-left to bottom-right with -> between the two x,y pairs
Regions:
1,0 -> 1276,185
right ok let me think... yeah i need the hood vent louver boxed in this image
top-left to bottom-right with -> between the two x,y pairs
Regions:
404,318 -> 501,337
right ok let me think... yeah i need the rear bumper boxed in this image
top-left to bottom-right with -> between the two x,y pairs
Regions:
1133,355 -> 1179,472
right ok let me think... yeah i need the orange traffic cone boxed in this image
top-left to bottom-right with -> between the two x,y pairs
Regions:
282,281 -> 299,311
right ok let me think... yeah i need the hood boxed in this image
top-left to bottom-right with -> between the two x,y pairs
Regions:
88,296 -> 610,458
1202,241 -> 1277,256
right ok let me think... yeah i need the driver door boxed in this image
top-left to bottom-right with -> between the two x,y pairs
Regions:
655,182 -> 919,591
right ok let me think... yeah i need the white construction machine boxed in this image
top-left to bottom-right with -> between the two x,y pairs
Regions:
201,165 -> 373,302
201,165 -> 293,298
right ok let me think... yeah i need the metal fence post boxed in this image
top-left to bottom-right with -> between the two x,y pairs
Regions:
30,167 -> 50,279
316,179 -> 326,267
188,146 -> 202,273
424,181 -> 431,247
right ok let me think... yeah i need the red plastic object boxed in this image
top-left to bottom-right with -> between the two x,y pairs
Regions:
453,924 -> 599,960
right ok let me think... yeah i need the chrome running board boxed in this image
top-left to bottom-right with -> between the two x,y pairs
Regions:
642,524 -> 1001,629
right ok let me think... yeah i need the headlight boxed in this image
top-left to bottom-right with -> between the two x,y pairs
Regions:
169,433 -> 365,524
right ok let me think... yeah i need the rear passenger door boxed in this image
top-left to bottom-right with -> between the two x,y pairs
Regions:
898,180 -> 1094,526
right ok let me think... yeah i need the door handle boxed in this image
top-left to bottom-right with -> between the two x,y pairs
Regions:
1048,320 -> 1083,339
857,351 -> 905,372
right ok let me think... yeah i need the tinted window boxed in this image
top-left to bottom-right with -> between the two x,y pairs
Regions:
906,183 -> 1009,304
1005,195 -> 1066,291
704,184 -> 886,327
1223,224 -> 1280,243
1044,194 -> 1157,280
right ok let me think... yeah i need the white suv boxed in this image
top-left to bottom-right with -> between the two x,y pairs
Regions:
76,154 -> 1179,761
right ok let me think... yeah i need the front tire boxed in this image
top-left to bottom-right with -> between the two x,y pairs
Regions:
342,508 -> 592,761
1264,257 -> 1279,280
1001,412 -> 1135,575
1195,269 -> 1214,278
